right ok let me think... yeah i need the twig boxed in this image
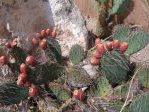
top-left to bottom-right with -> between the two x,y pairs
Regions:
120,66 -> 142,112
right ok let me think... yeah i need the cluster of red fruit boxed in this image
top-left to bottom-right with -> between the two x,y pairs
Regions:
5,39 -> 18,49
73,89 -> 85,101
32,29 -> 57,49
91,38 -> 128,65
16,55 -> 40,97
0,39 -> 18,65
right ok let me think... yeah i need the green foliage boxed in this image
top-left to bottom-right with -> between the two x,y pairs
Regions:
9,47 -> 27,64
113,25 -> 130,41
111,84 -> 129,99
0,82 -> 29,105
100,50 -> 130,85
109,100 -> 130,112
8,47 -> 27,74
92,75 -> 112,97
69,44 -> 84,65
45,37 -> 62,63
48,83 -> 71,101
28,63 -> 65,85
66,66 -> 93,88
136,67 -> 149,88
108,0 -> 129,16
113,25 -> 149,55
130,93 -> 149,112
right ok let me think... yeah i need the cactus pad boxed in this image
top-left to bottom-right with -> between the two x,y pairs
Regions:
91,75 -> 112,97
45,37 -> 62,63
130,93 -> 149,112
108,0 -> 129,16
0,82 -> 29,105
136,67 -> 149,88
66,66 -> 93,88
100,50 -> 130,85
113,25 -> 149,55
69,44 -> 84,65
28,63 -> 65,85
48,83 -> 71,101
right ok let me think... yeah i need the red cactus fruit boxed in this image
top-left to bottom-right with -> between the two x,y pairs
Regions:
95,38 -> 101,45
18,73 -> 28,81
29,87 -> 40,97
5,42 -> 12,49
46,28 -> 51,35
91,57 -> 100,65
26,55 -> 36,66
24,81 -> 31,87
93,50 -> 102,59
16,79 -> 24,86
96,43 -> 105,54
106,42 -> 112,50
119,42 -> 128,53
35,33 -> 43,39
32,38 -> 39,45
41,30 -> 46,37
20,63 -> 28,73
0,56 -> 8,65
73,89 -> 85,101
39,39 -> 48,49
112,40 -> 120,49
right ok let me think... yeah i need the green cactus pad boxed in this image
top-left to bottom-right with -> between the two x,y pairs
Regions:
109,100 -> 130,112
9,47 -> 27,64
136,67 -> 149,88
130,93 -> 149,112
69,44 -> 84,65
45,37 -> 62,63
48,83 -> 71,101
113,25 -> 149,55
66,66 -> 93,88
111,84 -> 129,99
92,75 -> 112,97
113,25 -> 130,41
28,63 -> 65,85
108,0 -> 129,16
0,82 -> 29,105
100,50 -> 130,85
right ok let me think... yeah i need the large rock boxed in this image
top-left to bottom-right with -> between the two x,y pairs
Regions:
0,0 -> 88,56
48,0 -> 88,56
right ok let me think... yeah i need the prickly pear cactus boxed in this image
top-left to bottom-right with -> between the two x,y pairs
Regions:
113,25 -> 130,41
113,25 -> 149,55
0,82 -> 29,105
45,37 -> 62,63
100,50 -> 130,85
48,83 -> 71,101
69,44 -> 84,65
111,84 -> 129,99
136,67 -> 149,89
28,63 -> 65,85
109,100 -> 130,112
92,75 -> 112,97
130,93 -> 149,112
108,0 -> 129,16
66,66 -> 93,88
9,47 -> 27,64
